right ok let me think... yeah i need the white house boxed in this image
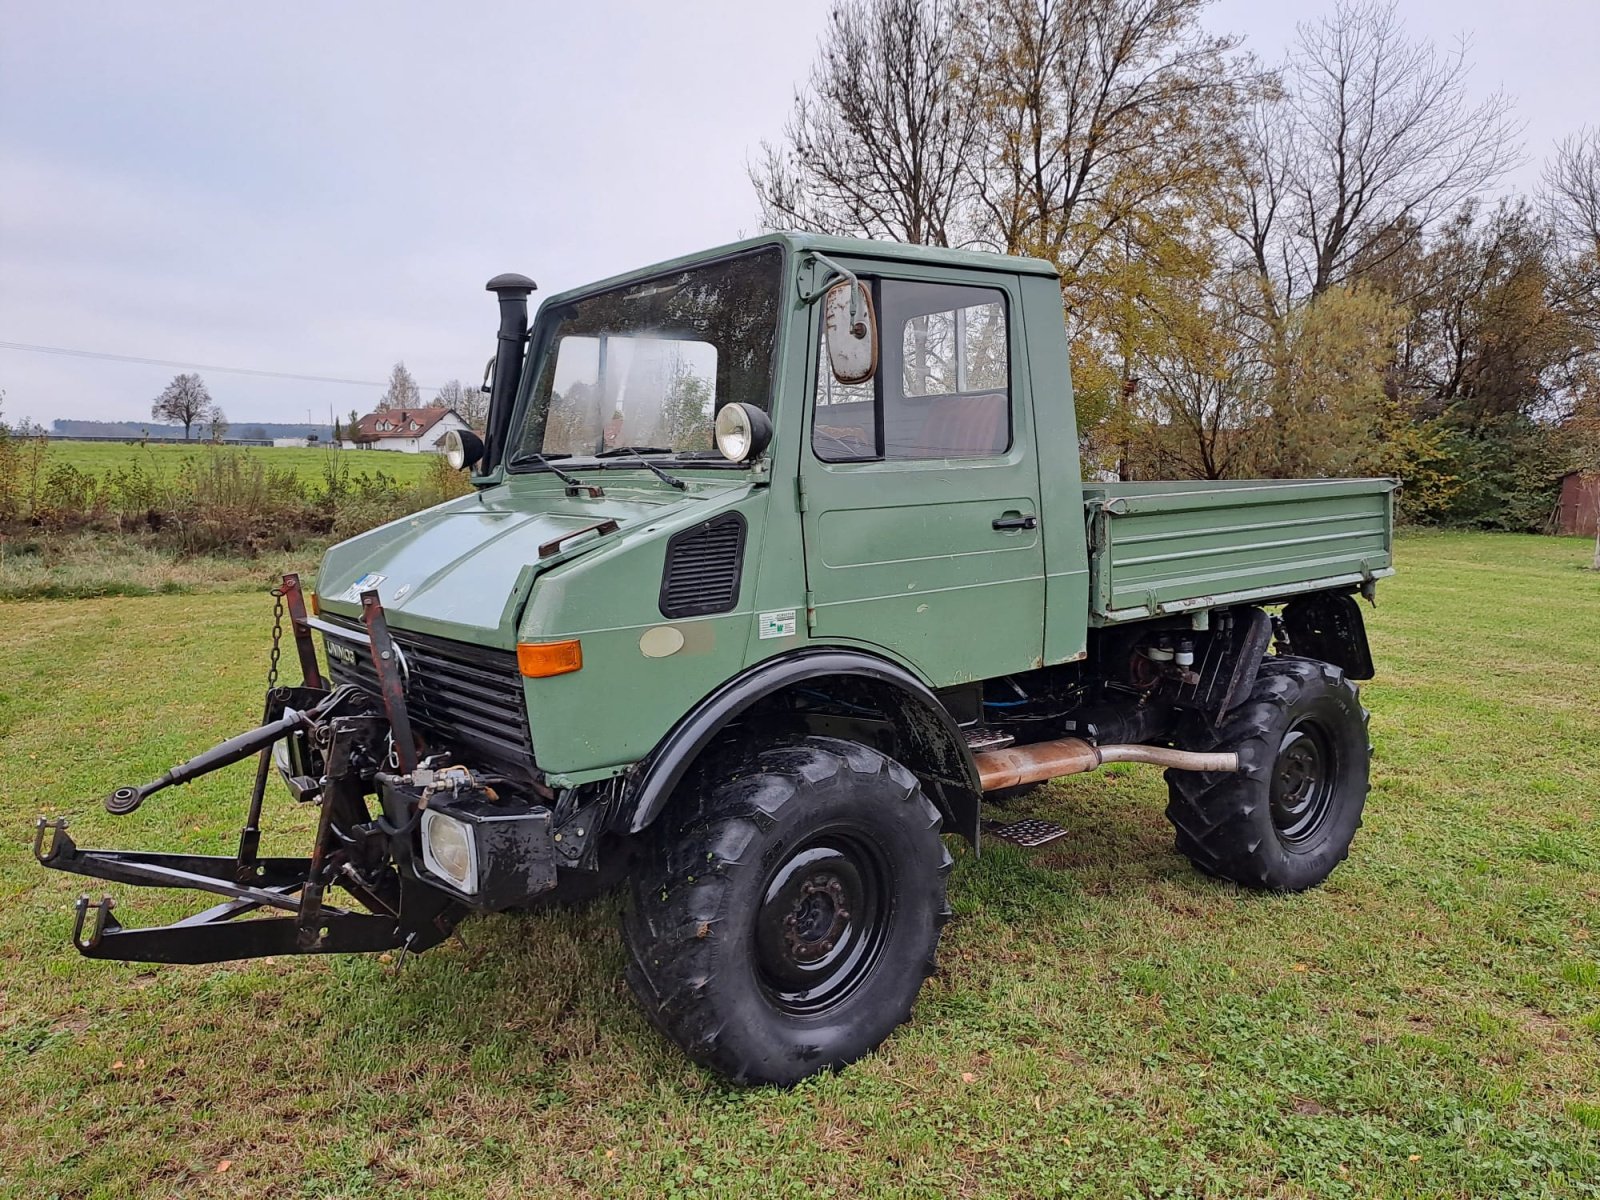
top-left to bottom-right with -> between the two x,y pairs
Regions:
347,407 -> 472,454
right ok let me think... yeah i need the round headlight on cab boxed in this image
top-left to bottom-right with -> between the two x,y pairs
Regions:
713,403 -> 773,463
443,427 -> 486,472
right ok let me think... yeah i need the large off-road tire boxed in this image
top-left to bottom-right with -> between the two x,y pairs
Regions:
1164,656 -> 1369,892
622,736 -> 952,1086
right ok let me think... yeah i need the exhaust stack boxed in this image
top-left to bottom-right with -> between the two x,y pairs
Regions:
482,272 -> 537,474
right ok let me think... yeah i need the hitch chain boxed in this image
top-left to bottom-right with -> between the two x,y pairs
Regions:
267,586 -> 286,690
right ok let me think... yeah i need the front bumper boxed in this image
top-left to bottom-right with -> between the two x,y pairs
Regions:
33,575 -> 559,966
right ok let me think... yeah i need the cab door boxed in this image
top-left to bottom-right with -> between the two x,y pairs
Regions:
798,270 -> 1046,686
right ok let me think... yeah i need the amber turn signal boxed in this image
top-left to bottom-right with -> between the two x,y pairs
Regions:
307,591 -> 320,616
516,640 -> 582,678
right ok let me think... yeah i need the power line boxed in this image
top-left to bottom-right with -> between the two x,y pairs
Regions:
0,339 -> 449,391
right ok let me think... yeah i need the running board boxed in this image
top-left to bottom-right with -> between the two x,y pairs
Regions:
983,818 -> 1070,847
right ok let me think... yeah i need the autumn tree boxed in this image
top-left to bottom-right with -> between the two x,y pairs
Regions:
150,373 -> 215,440
381,362 -> 421,410
1382,202 -> 1582,428
1113,272 -> 1264,480
962,0 -> 1248,262
755,0 -> 1253,435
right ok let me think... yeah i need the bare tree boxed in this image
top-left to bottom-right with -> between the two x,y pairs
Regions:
208,407 -> 229,442
1545,128 -> 1600,253
431,379 -> 489,430
1543,130 -> 1600,567
150,373 -> 214,440
751,0 -> 977,245
1232,0 -> 1520,306
1544,128 -> 1600,346
380,362 -> 421,410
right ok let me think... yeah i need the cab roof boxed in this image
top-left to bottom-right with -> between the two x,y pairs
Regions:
540,232 -> 1060,308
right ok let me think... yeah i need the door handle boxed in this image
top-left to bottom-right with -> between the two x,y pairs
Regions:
992,514 -> 1039,531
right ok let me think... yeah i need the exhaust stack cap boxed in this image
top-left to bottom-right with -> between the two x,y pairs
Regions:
487,272 -> 536,298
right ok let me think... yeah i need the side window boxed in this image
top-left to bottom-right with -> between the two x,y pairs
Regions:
812,358 -> 877,461
812,279 -> 1011,463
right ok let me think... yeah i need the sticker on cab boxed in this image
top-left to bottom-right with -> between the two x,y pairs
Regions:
759,608 -> 798,639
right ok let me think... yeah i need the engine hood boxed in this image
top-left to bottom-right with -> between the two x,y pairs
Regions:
314,476 -> 742,644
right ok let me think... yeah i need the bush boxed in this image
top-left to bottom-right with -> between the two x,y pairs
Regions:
1422,417 -> 1573,532
0,441 -> 471,559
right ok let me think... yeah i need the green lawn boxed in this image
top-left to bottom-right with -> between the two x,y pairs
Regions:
1,531 -> 1596,1198
42,439 -> 440,485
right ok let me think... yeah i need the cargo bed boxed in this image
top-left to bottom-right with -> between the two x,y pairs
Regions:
1082,478 -> 1397,623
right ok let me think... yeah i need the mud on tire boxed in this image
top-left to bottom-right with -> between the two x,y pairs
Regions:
1164,656 -> 1370,892
622,736 -> 952,1086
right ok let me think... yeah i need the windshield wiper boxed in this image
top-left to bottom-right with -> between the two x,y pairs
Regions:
598,448 -> 687,490
507,450 -> 584,488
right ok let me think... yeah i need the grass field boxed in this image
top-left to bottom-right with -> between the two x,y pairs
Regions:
41,440 -> 441,485
1,531 -> 1597,1198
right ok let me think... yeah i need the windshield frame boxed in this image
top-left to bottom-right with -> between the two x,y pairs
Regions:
505,243 -> 789,474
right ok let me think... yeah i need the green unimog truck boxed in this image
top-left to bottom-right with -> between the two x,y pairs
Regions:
37,233 -> 1396,1085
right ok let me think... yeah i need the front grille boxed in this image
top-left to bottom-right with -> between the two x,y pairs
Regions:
659,512 -> 747,618
320,618 -> 535,779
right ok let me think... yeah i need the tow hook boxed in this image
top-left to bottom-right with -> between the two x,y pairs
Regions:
71,894 -> 118,953
33,816 -> 68,864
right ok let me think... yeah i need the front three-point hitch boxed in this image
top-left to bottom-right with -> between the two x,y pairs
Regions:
34,575 -> 469,965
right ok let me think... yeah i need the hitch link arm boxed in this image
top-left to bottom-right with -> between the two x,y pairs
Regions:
100,686 -> 356,816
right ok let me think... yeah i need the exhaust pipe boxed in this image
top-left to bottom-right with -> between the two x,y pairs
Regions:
974,737 -> 1239,792
481,272 -> 537,474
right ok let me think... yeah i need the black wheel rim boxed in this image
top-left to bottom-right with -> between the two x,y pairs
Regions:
1270,717 -> 1337,846
754,825 -> 892,1015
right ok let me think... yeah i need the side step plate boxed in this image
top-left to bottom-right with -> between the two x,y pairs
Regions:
984,818 -> 1070,847
964,728 -> 1015,752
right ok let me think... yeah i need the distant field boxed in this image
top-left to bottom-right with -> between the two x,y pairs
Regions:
43,439 -> 440,484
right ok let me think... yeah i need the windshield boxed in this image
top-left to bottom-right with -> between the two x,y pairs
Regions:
512,247 -> 783,463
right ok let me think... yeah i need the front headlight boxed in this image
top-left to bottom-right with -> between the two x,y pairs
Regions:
713,402 -> 772,462
421,808 -> 479,894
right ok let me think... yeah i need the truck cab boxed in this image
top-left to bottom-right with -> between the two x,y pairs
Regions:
41,233 -> 1395,1087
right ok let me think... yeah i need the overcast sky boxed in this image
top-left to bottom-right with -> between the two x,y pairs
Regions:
3,0 -> 1596,429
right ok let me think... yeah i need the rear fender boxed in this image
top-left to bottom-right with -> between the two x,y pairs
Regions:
1281,592 -> 1375,680
616,649 -> 982,845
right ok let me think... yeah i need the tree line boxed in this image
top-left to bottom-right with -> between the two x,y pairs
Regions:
753,0 -> 1600,528
140,361 -> 489,445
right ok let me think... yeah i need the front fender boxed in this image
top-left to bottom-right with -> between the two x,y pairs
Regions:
617,648 -> 982,844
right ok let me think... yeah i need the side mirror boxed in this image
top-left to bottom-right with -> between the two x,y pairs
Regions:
443,428 -> 486,471
823,279 -> 877,384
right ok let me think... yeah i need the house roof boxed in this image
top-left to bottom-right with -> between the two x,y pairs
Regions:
350,407 -> 459,443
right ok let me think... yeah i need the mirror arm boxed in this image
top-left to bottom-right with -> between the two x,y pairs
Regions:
798,252 -> 865,326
